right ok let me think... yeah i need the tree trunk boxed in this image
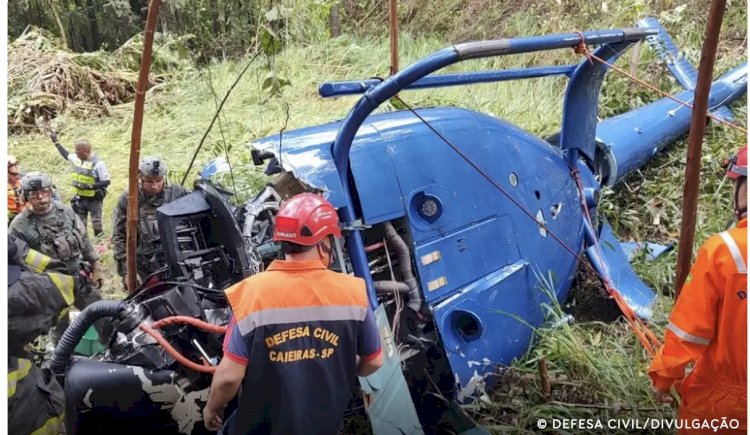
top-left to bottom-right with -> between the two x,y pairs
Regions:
209,0 -> 219,35
86,0 -> 101,49
218,0 -> 227,34
33,0 -> 45,29
329,2 -> 341,37
218,0 -> 227,59
73,0 -> 90,51
47,0 -> 68,48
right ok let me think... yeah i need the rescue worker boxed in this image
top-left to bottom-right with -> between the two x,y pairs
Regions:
8,236 -> 74,435
50,132 -> 111,236
8,155 -> 26,221
648,145 -> 747,434
203,193 -> 384,434
9,171 -> 103,345
112,156 -> 187,286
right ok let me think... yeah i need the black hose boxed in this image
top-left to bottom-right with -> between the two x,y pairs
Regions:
383,222 -> 423,311
373,280 -> 411,295
51,301 -> 128,374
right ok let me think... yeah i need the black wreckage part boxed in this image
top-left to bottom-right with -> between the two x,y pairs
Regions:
51,300 -> 128,374
64,360 -> 214,434
62,182 -> 250,435
60,177 -> 462,434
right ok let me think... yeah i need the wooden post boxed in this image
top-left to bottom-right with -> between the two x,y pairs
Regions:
389,0 -> 399,76
539,357 -> 551,401
674,0 -> 726,298
127,0 -> 162,294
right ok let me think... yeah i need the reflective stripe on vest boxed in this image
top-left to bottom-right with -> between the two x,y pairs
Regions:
666,321 -> 711,345
24,249 -> 51,273
719,231 -> 747,274
8,358 -> 33,398
57,307 -> 70,322
72,158 -> 97,197
48,273 -> 75,306
30,414 -> 64,435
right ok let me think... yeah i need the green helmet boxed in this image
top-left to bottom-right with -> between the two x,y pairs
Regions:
21,171 -> 53,196
139,156 -> 167,177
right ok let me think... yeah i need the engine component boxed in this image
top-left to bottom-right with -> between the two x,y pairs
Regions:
51,300 -> 128,375
239,185 -> 282,274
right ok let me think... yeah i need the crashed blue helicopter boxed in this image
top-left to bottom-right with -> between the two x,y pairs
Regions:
54,17 -> 746,435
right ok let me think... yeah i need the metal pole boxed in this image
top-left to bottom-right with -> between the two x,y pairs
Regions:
674,0 -> 726,298
389,0 -> 399,75
127,0 -> 162,294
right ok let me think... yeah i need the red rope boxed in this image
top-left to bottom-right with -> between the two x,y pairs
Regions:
573,32 -> 747,135
569,167 -> 661,356
139,323 -> 217,374
151,316 -> 228,334
394,94 -> 663,355
563,28 -> 750,355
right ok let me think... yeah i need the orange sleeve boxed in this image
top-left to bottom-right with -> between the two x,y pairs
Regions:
7,183 -> 18,214
649,244 -> 719,390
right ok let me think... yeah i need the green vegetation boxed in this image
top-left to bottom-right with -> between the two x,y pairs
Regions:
8,0 -> 747,432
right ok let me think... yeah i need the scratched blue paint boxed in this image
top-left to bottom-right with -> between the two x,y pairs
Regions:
596,64 -> 747,186
246,22 -> 747,405
318,65 -> 576,98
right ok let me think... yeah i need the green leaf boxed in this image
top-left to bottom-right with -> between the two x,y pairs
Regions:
260,27 -> 282,56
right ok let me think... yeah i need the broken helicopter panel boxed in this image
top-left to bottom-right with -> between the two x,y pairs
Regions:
52,19 -> 746,435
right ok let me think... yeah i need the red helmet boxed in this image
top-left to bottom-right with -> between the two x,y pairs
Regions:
726,145 -> 747,180
273,193 -> 341,246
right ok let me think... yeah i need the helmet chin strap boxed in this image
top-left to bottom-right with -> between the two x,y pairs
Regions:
734,178 -> 747,220
318,239 -> 333,267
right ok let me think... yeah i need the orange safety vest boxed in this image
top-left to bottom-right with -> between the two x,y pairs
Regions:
7,176 -> 25,218
649,218 -> 747,434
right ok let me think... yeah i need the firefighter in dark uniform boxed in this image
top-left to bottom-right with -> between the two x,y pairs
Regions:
112,156 -> 187,286
50,133 -> 111,237
8,236 -> 75,435
8,171 -> 104,345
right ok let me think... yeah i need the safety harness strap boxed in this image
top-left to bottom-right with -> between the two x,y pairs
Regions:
719,231 -> 747,274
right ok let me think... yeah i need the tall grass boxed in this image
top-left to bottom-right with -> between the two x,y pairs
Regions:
8,0 -> 747,428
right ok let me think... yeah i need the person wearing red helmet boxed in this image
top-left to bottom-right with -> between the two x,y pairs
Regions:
204,193 -> 383,434
726,145 -> 747,218
648,145 -> 747,434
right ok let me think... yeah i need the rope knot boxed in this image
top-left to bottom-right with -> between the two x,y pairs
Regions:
573,31 -> 594,65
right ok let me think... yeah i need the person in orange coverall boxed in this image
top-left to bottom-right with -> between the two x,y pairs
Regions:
648,145 -> 747,434
7,155 -> 26,221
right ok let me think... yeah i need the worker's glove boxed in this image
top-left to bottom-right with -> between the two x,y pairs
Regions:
49,132 -> 59,144
89,262 -> 104,289
650,384 -> 674,404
